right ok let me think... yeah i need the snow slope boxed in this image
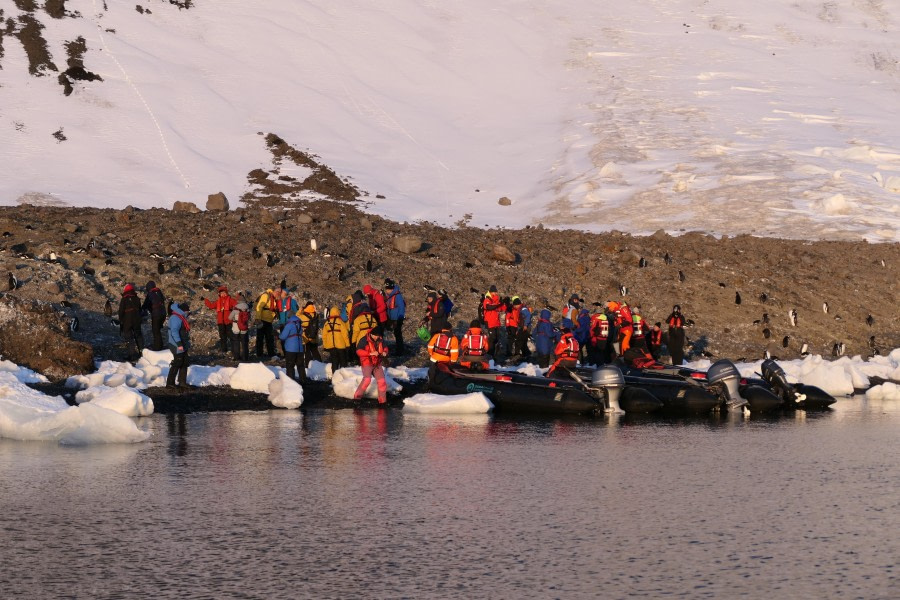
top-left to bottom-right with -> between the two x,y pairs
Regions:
1,0 -> 898,241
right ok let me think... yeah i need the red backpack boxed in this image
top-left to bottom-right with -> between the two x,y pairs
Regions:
237,309 -> 250,332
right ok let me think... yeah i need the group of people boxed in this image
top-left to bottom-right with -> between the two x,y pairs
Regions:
423,288 -> 689,382
116,276 -> 689,396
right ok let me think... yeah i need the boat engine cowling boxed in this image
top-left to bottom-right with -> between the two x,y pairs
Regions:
707,359 -> 747,408
761,359 -> 793,401
591,365 -> 625,412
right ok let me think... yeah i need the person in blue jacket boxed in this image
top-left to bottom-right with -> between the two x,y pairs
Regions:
531,308 -> 559,368
516,301 -> 533,359
575,307 -> 592,362
166,302 -> 192,389
384,279 -> 407,355
279,314 -> 306,382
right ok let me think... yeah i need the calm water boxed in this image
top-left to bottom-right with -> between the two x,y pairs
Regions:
1,399 -> 898,599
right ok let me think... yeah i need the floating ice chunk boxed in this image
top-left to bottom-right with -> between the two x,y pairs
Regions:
229,363 -> 279,393
331,367 -> 403,399
268,374 -> 303,409
865,382 -> 900,401
817,194 -> 854,215
403,392 -> 493,414
883,175 -> 900,193
75,385 -> 154,417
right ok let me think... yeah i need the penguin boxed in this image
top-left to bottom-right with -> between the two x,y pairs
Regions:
719,282 -> 727,288
800,343 -> 809,357
111,318 -> 120,327
150,252 -> 163,259
63,239 -> 73,246
48,251 -> 58,263
464,262 -> 474,269
664,252 -> 672,265
337,266 -> 345,282
763,313 -> 770,325
880,259 -> 886,267
215,246 -> 223,259
866,314 -> 874,327
868,335 -> 876,348
764,349 -> 771,360
73,247 -> 85,254
638,257 -> 647,268
7,272 -> 17,290
678,270 -> 685,282
753,319 -> 761,325
759,292 -> 767,303
822,302 -> 829,314
366,259 -> 373,273
735,291 -> 741,305
24,224 -> 33,230
105,258 -> 113,265
831,342 -> 840,357
469,287 -> 480,294
82,266 -> 95,276
1,231 -> 10,237
104,299 -> 112,317
763,328 -> 771,339
69,317 -> 79,333
252,247 -> 261,260
311,238 -> 317,252
293,251 -> 303,258
619,285 -> 627,297
788,309 -> 797,327
87,239 -> 96,249
685,319 -> 695,327
195,266 -> 203,280
267,254 -> 276,268
280,276 -> 287,290
61,300 -> 72,308
834,315 -> 843,322
782,335 -> 789,348
167,253 -> 179,260
158,262 -> 165,275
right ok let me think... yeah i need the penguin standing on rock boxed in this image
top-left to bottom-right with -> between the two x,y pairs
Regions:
789,309 -> 797,327
782,335 -> 790,348
104,299 -> 113,317
735,291 -> 742,305
7,272 -> 17,291
157,262 -> 165,275
69,317 -> 79,333
678,270 -> 685,283
822,302 -> 829,314
866,314 -> 874,327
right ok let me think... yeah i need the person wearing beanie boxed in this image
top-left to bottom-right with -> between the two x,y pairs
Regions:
118,283 -> 144,361
322,306 -> 351,372
298,301 -> 321,367
459,319 -> 490,370
141,280 -> 167,351
228,299 -> 252,361
384,279 -> 407,355
166,302 -> 192,389
203,285 -> 237,353
363,284 -> 388,334
480,285 -> 504,360
422,290 -> 448,335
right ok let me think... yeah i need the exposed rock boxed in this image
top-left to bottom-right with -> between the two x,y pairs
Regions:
393,235 -> 422,254
498,196 -> 512,206
0,295 -> 94,379
297,213 -> 314,225
359,217 -> 373,231
491,244 -> 517,263
206,192 -> 229,211
63,223 -> 79,233
173,201 -> 200,213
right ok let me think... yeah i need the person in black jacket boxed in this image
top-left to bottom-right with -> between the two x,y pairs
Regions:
666,305 -> 687,366
141,280 -> 167,351
422,291 -> 448,335
118,283 -> 144,360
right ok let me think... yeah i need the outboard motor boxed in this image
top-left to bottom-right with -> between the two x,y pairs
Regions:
707,359 -> 748,409
591,365 -> 625,413
761,359 -> 795,402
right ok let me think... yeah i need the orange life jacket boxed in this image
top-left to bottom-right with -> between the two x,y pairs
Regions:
554,333 -> 579,359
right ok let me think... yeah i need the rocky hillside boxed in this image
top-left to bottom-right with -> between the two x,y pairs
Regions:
1,190 -> 897,376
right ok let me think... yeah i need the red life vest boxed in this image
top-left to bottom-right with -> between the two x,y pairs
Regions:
590,313 -> 609,342
650,328 -> 663,346
481,293 -> 502,328
432,333 -> 454,356
554,333 -> 579,359
632,314 -> 645,339
668,314 -> 684,329
462,331 -> 488,356
506,305 -> 521,328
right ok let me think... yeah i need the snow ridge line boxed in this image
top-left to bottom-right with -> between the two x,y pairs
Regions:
91,0 -> 191,190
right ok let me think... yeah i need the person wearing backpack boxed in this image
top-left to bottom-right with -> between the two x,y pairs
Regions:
322,306 -> 350,372
279,313 -> 306,382
229,299 -> 251,361
298,301 -> 321,367
254,287 -> 278,359
363,284 -> 388,335
352,304 -> 379,346
119,283 -> 144,361
166,302 -> 192,389
141,280 -> 166,351
531,308 -> 559,368
383,279 -> 406,355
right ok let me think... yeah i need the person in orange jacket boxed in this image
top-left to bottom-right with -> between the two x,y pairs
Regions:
546,327 -> 580,380
607,300 -> 634,355
480,285 -> 504,360
353,329 -> 390,404
427,326 -> 460,383
459,320 -> 491,370
203,285 -> 237,353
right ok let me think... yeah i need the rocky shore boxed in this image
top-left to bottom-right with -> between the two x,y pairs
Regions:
1,199 -> 897,381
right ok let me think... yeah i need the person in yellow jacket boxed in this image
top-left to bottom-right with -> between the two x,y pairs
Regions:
254,287 -> 278,358
351,307 -> 379,346
427,326 -> 460,384
298,301 -> 321,367
322,306 -> 350,371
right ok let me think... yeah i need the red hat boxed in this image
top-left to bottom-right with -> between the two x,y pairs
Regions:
123,284 -> 134,293
217,285 -> 228,293
363,284 -> 374,294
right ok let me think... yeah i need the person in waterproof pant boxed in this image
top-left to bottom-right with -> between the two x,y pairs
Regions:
531,308 -> 559,368
254,287 -> 278,359
666,305 -> 687,366
353,330 -> 389,404
166,302 -> 191,389
279,314 -> 306,382
384,279 -> 406,355
141,280 -> 167,351
203,285 -> 237,353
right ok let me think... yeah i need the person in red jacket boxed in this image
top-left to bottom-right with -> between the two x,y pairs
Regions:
547,327 -> 580,380
648,322 -> 664,361
481,285 -> 504,361
353,330 -> 390,404
607,300 -> 634,355
204,285 -> 237,353
363,284 -> 388,334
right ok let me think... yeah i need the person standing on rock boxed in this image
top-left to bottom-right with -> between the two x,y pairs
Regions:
118,283 -> 144,361
141,280 -> 167,351
363,284 -> 388,336
531,308 -> 559,368
279,313 -> 306,382
299,301 -> 321,367
229,298 -> 251,361
480,285 -> 504,360
203,285 -> 237,353
384,279 -> 407,355
353,329 -> 390,405
422,290 -> 448,335
322,306 -> 350,372
254,287 -> 278,359
666,305 -> 687,365
166,302 -> 192,389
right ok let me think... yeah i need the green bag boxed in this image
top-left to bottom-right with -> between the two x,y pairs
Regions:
417,324 -> 431,343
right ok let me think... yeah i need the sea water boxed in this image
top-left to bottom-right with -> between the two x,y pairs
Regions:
1,399 -> 897,598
